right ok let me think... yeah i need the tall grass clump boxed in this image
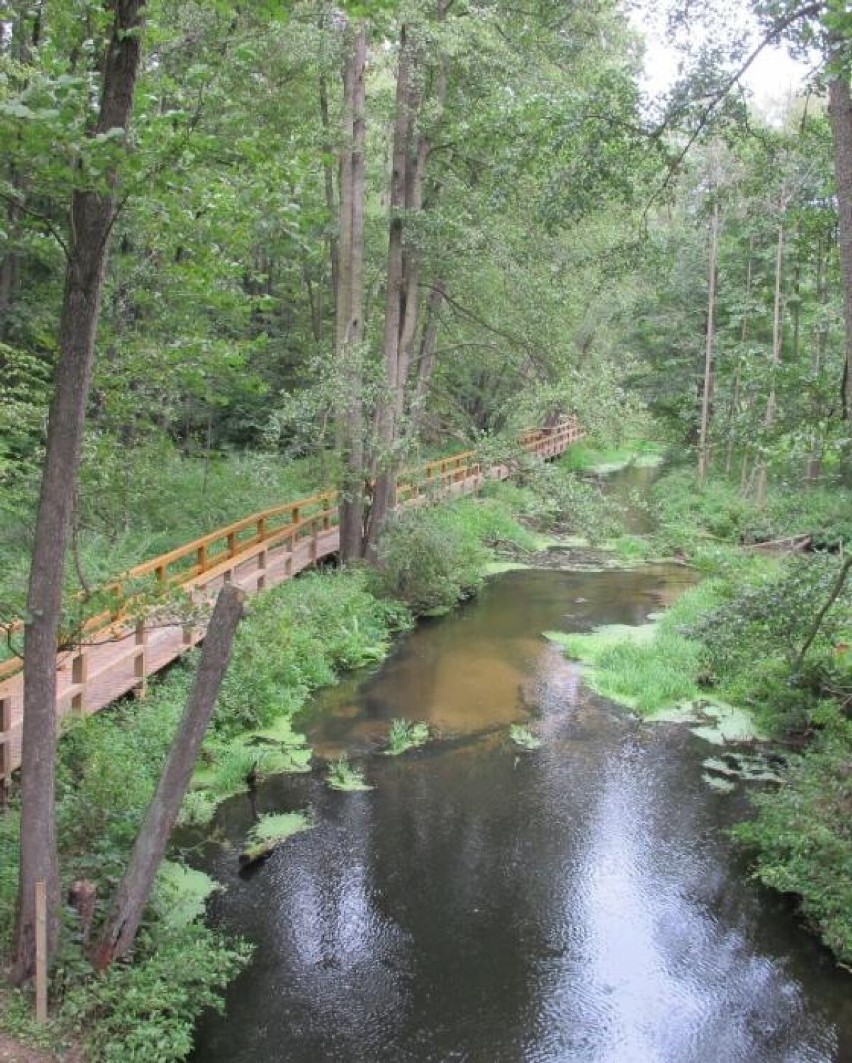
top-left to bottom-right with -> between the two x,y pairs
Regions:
553,580 -> 724,715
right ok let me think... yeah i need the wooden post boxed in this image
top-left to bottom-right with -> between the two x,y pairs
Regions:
291,506 -> 300,526
257,549 -> 267,591
257,517 -> 266,543
133,620 -> 147,699
196,544 -> 207,575
35,880 -> 47,1022
71,652 -> 87,713
227,532 -> 236,558
0,695 -> 11,806
182,624 -> 195,647
310,521 -> 318,561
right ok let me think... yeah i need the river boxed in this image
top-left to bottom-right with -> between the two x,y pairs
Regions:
190,548 -> 852,1062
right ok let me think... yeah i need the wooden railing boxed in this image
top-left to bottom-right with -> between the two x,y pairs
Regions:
0,418 -> 583,790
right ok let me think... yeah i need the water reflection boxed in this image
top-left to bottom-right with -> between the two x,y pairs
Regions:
192,566 -> 851,1063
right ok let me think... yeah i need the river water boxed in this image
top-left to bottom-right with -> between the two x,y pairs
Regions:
191,559 -> 852,1062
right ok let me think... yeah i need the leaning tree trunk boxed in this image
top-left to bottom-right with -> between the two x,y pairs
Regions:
95,585 -> 244,967
828,63 -> 852,421
12,0 -> 146,986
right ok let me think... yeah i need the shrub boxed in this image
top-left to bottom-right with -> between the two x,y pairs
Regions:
377,505 -> 490,614
733,728 -> 852,965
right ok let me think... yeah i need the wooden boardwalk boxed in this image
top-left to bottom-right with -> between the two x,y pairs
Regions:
0,421 -> 582,788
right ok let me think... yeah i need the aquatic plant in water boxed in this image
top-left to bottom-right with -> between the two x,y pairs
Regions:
239,812 -> 314,867
385,718 -> 431,755
327,756 -> 373,792
509,724 -> 542,750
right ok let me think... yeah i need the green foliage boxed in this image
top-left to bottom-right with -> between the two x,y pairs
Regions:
385,718 -> 430,755
376,503 -> 491,614
506,462 -> 628,544
509,723 -> 542,750
688,554 -> 852,731
152,863 -> 219,930
60,925 -> 251,1063
213,568 -> 412,735
550,581 -> 724,714
733,726 -> 852,965
327,756 -> 372,792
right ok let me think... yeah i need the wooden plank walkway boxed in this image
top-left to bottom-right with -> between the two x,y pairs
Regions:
0,421 -> 582,788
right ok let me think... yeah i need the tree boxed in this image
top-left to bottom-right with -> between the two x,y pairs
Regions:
12,0 -> 147,984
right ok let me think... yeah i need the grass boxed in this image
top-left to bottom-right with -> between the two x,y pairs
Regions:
385,719 -> 431,756
544,580 -> 723,716
558,439 -> 665,475
327,756 -> 372,792
509,723 -> 542,750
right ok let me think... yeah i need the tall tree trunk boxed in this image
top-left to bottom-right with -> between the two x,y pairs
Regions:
336,24 -> 368,561
365,23 -> 413,561
725,237 -> 753,476
828,62 -> 852,420
12,0 -> 146,986
698,200 -> 720,485
409,280 -> 446,435
755,218 -> 785,507
94,585 -> 244,967
365,3 -> 449,560
806,235 -> 829,482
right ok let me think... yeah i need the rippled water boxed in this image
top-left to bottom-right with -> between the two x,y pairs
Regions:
191,564 -> 852,1063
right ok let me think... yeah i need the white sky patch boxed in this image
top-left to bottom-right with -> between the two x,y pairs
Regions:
627,1 -> 814,125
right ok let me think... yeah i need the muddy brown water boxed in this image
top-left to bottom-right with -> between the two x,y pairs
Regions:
191,561 -> 852,1063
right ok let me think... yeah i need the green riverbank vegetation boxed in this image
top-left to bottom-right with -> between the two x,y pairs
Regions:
3,0 -> 852,1053
1,470 -> 614,1059
552,461 -> 852,965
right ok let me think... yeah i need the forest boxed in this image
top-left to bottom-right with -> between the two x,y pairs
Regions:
0,0 -> 850,1060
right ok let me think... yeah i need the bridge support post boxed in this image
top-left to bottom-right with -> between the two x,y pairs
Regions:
257,549 -> 267,591
133,620 -> 147,699
71,652 -> 87,713
0,695 -> 11,805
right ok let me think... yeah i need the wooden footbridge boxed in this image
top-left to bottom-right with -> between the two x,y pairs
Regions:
0,420 -> 583,789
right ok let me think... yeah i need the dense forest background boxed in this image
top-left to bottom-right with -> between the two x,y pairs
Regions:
1,0 -> 851,1058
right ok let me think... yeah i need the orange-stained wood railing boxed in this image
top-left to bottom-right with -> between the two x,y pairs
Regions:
0,419 -> 583,790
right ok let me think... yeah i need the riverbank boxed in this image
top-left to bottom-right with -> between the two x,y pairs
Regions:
549,463 -> 852,967
1,445 -> 634,1061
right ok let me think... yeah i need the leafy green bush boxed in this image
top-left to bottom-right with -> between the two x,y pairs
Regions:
377,505 -> 491,614
733,726 -> 852,965
213,568 -> 412,735
688,555 -> 852,730
61,925 -> 251,1063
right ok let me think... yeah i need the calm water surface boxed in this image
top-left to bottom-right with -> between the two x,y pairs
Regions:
191,563 -> 852,1063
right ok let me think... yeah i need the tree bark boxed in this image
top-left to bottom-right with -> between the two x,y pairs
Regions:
365,23 -> 413,561
698,199 -> 720,485
828,63 -> 852,420
725,237 -> 753,476
755,217 -> 785,507
336,24 -> 368,561
94,584 -> 245,967
12,0 -> 146,986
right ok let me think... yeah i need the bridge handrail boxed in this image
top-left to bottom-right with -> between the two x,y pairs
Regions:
0,418 -> 580,681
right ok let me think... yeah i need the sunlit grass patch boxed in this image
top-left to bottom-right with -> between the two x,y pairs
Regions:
327,756 -> 373,792
509,723 -> 542,750
239,811 -> 314,867
385,719 -> 430,756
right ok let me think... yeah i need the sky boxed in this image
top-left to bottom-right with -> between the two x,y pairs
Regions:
628,2 -> 816,125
